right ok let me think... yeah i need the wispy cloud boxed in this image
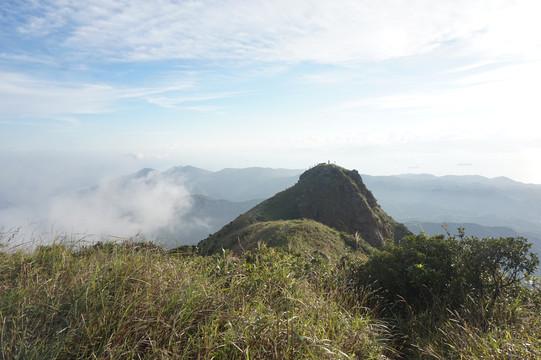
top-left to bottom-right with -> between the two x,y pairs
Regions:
0,169 -> 193,244
300,69 -> 365,85
0,71 -> 116,119
305,58 -> 541,155
2,0 -> 541,185
146,92 -> 240,109
0,71 -> 228,120
328,60 -> 541,134
8,0 -> 538,64
48,170 -> 192,238
0,53 -> 57,65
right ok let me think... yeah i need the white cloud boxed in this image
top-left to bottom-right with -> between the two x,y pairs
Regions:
146,92 -> 239,109
12,0 -> 540,64
0,166 -> 193,246
462,0 -> 541,61
48,170 -> 192,238
328,60 -> 541,142
0,71 -> 117,118
0,52 -> 57,65
0,71 -> 202,119
4,0 -> 539,123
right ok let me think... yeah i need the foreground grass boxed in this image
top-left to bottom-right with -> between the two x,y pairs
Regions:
381,295 -> 541,359
2,239 -> 541,359
0,241 -> 389,359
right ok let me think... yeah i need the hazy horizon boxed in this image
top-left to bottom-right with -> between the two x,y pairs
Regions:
2,155 -> 541,249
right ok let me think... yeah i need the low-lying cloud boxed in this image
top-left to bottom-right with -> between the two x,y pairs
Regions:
0,168 -> 193,248
50,171 -> 192,238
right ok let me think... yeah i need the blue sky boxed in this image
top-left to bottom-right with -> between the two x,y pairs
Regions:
1,0 -> 541,183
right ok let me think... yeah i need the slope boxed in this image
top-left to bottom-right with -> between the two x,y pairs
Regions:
198,163 -> 410,255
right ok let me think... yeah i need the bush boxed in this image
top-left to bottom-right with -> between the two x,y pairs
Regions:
355,232 -> 539,317
356,234 -> 464,314
460,234 -> 539,312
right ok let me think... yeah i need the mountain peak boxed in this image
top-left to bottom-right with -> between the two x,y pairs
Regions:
198,164 -> 410,255
133,168 -> 156,178
299,163 -> 378,206
271,163 -> 408,247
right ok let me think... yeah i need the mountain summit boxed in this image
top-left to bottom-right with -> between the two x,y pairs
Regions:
198,163 -> 410,255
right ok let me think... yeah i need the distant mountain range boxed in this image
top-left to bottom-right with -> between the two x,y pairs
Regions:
362,174 -> 541,232
75,165 -> 541,253
361,174 -> 541,253
161,166 -> 302,202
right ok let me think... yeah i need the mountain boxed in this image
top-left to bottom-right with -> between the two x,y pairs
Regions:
171,195 -> 260,244
66,165 -> 541,252
164,166 -> 303,202
362,174 -> 541,235
97,168 -> 541,237
197,163 -> 411,255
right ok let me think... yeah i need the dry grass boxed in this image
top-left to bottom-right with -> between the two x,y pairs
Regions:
2,236 -> 540,359
0,241 -> 389,359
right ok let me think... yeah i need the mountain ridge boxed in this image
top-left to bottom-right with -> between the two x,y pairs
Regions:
197,163 -> 411,255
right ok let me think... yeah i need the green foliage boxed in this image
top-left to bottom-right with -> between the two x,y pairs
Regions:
460,233 -> 539,311
357,234 -> 464,313
352,231 -> 541,357
0,240 -> 389,359
197,218 -> 373,260
356,233 -> 538,316
2,232 -> 541,359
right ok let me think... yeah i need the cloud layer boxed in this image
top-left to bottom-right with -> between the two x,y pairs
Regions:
8,0 -> 539,63
0,168 -> 193,247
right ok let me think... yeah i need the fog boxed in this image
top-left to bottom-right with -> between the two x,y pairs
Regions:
0,151 -> 193,248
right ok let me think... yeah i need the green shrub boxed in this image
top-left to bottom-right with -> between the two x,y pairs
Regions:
460,234 -> 539,313
355,233 -> 539,317
353,232 -> 539,357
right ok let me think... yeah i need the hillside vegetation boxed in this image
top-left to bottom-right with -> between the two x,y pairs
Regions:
0,240 -> 388,359
199,164 -> 411,254
1,233 -> 540,359
197,218 -> 373,258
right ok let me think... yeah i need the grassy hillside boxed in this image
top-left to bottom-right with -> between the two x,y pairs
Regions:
197,218 -> 374,258
0,241 -> 387,359
2,237 -> 541,359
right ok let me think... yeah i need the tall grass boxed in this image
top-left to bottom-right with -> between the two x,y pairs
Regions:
2,237 -> 540,359
0,241 -> 390,359
417,291 -> 541,359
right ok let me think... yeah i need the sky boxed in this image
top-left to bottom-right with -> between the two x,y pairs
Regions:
1,0 -> 541,184
1,0 -> 541,243
1,1 -> 541,179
